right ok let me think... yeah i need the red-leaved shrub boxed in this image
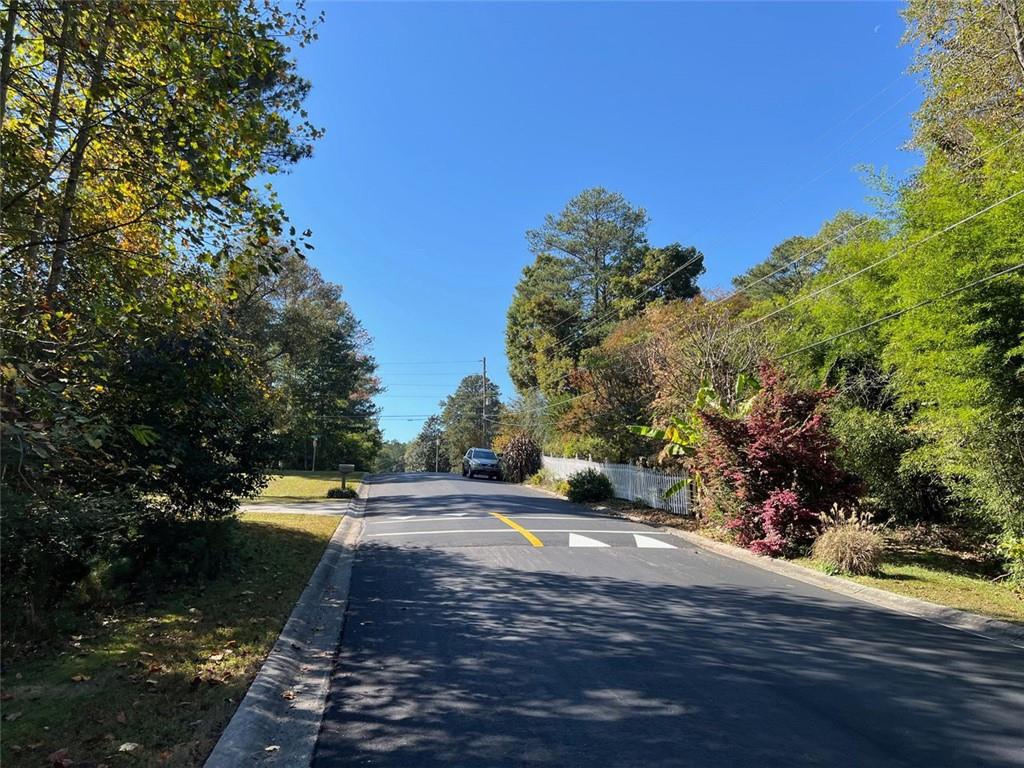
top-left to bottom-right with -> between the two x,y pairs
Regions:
697,362 -> 859,556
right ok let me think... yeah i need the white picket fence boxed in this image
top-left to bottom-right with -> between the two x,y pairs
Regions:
540,455 -> 692,516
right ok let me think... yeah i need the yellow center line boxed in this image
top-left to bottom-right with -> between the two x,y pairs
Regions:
489,512 -> 544,547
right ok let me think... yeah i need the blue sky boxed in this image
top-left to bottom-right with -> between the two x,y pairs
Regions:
270,1 -> 923,442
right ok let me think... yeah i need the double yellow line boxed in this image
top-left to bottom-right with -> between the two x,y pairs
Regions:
489,512 -> 544,547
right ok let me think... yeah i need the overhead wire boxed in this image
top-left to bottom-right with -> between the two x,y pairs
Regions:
494,130 -> 1024,426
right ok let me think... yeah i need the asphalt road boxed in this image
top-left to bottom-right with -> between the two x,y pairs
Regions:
313,473 -> 1024,768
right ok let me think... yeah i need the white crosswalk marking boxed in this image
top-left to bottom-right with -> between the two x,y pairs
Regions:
634,534 -> 676,549
568,533 -> 610,547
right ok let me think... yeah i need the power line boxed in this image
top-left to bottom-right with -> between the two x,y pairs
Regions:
376,371 -> 478,378
779,261 -> 1024,358
518,77 -> 939,395
547,250 -> 704,336
499,175 -> 1024,425
375,359 -> 481,366
729,186 -> 1024,336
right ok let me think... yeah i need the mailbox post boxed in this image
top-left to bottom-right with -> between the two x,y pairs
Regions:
338,463 -> 355,490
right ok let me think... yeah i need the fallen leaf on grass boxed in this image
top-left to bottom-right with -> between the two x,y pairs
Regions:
208,653 -> 224,662
48,748 -> 72,767
118,742 -> 142,752
264,745 -> 280,752
71,674 -> 91,682
5,711 -> 23,721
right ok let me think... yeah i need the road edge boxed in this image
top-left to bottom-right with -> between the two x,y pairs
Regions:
524,483 -> 1023,648
203,483 -> 369,767
658,525 -> 1024,648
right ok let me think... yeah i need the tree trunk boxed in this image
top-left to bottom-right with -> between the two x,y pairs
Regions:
26,6 -> 75,271
0,0 -> 17,131
1001,0 -> 1024,81
45,3 -> 115,299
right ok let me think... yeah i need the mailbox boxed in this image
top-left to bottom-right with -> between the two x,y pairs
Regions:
338,463 -> 355,490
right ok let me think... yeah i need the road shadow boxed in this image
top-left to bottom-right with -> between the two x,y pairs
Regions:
313,541 -> 1024,768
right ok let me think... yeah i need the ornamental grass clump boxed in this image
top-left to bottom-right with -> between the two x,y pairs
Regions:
501,432 -> 542,483
812,507 -> 884,576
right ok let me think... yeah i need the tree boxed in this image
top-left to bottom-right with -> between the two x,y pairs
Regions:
373,440 -> 407,473
507,188 -> 703,398
0,1 -> 326,626
234,254 -> 383,470
440,375 -> 504,468
731,211 -> 873,303
505,254 -> 580,392
611,243 -> 704,315
902,0 -> 1024,162
526,187 -> 649,317
559,313 -> 659,463
404,416 -> 448,473
494,390 -> 552,452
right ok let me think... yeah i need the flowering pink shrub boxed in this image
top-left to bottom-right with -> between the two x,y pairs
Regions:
698,362 -> 859,556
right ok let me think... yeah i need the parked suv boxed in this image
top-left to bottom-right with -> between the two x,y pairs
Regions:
462,448 -> 501,480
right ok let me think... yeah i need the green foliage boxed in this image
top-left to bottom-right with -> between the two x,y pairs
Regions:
404,415 -> 449,473
495,390 -> 552,449
373,439 -> 408,473
731,211 -> 872,302
566,468 -> 614,503
439,374 -> 504,469
506,187 -> 703,396
629,375 -> 759,498
726,3 -> 1024,578
544,433 -> 618,463
500,432 -> 542,484
525,186 -> 650,318
0,0 -> 356,627
829,404 -> 947,524
234,254 -> 382,471
610,242 -> 704,315
326,486 -> 357,499
526,469 -> 549,486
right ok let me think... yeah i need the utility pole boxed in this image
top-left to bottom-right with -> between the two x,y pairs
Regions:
434,438 -> 440,473
481,356 -> 488,446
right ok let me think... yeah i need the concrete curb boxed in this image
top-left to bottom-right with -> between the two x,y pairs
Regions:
658,526 -> 1024,649
204,482 -> 369,767
525,485 -> 1023,649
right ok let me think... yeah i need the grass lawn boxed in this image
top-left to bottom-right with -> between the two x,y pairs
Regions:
794,550 -> 1024,625
0,512 -> 340,767
246,469 -> 364,503
597,499 -> 1022,625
